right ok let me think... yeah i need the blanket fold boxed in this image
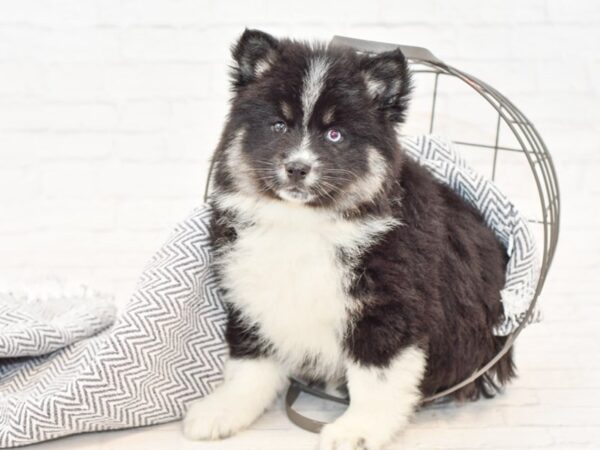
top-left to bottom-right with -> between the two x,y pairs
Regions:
0,282 -> 116,358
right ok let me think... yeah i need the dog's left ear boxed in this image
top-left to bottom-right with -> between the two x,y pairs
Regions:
230,29 -> 279,90
360,49 -> 412,122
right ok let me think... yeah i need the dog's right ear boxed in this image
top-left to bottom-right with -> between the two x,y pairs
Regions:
230,29 -> 279,89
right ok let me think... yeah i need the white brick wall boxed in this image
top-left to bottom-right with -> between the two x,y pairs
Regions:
0,0 -> 598,304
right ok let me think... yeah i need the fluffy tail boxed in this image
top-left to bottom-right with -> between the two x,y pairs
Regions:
453,336 -> 517,402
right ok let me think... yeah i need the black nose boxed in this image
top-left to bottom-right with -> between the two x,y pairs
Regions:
284,161 -> 311,183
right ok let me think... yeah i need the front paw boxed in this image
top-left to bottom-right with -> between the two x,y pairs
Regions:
183,397 -> 252,441
319,418 -> 388,450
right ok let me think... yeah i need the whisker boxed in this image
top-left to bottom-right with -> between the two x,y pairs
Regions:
323,168 -> 358,177
318,179 -> 344,191
313,181 -> 339,203
320,175 -> 354,183
313,185 -> 333,204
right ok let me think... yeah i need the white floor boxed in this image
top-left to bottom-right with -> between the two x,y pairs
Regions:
27,223 -> 600,449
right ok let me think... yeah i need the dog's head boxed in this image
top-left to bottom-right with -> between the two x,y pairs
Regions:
214,29 -> 412,210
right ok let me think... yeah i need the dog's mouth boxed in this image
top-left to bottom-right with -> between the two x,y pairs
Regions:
276,187 -> 315,204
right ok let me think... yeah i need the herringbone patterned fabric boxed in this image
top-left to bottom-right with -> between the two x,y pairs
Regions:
0,135 -> 538,447
0,206 -> 228,448
0,284 -> 116,358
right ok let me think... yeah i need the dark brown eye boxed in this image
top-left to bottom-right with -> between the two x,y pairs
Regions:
272,121 -> 288,133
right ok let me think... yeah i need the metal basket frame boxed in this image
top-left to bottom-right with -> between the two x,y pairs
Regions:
203,35 -> 561,431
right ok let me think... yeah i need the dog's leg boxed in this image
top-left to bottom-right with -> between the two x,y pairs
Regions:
183,357 -> 287,440
319,346 -> 426,450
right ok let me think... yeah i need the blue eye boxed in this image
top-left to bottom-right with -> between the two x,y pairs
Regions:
272,121 -> 288,133
325,128 -> 342,143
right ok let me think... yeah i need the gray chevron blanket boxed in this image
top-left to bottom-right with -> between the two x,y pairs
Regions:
0,282 -> 116,358
0,135 -> 540,447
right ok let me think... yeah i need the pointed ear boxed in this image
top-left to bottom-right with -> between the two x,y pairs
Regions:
230,29 -> 279,89
360,49 -> 412,122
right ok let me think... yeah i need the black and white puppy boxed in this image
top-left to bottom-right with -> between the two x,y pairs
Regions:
184,30 -> 514,450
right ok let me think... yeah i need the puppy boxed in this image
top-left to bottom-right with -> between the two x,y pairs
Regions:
184,29 -> 514,450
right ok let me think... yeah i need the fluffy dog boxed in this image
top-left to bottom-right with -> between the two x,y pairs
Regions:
184,29 -> 514,450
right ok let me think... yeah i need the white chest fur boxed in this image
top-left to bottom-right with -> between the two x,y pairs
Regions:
216,194 -> 398,379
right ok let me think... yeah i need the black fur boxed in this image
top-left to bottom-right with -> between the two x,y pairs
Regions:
345,160 -> 514,400
210,29 -> 515,401
230,29 -> 279,90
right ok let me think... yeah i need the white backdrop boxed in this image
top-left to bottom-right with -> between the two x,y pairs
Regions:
0,0 -> 598,305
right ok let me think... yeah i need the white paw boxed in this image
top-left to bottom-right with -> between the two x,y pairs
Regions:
319,417 -> 388,450
183,396 -> 255,441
